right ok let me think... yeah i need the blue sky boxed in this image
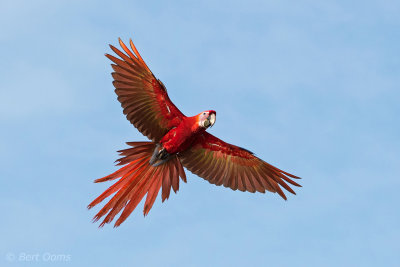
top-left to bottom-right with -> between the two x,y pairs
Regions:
1,0 -> 399,266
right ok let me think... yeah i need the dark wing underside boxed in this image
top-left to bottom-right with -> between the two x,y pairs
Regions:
106,38 -> 185,142
179,132 -> 301,199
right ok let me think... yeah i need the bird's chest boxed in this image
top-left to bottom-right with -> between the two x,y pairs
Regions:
161,124 -> 202,154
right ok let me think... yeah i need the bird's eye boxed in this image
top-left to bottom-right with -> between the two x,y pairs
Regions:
203,112 -> 206,115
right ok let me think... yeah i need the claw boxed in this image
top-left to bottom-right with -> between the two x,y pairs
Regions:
149,143 -> 171,166
149,143 -> 161,165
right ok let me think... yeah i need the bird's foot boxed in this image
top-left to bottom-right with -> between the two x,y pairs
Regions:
149,143 -> 171,166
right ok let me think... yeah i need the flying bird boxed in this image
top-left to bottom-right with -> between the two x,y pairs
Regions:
88,38 -> 301,227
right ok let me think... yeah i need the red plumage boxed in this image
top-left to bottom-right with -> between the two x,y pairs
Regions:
88,38 -> 301,227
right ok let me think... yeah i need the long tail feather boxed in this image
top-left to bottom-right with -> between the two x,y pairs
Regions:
88,142 -> 186,227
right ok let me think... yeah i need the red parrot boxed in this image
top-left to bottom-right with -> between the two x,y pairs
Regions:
88,38 -> 301,227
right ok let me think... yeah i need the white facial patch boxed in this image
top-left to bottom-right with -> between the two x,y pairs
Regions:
198,112 -> 216,128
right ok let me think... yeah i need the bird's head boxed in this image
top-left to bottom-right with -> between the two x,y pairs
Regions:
197,110 -> 216,129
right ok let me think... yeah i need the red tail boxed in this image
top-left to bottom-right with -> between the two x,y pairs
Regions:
88,142 -> 186,227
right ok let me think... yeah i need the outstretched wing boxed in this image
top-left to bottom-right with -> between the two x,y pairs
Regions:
106,38 -> 185,142
179,132 -> 301,199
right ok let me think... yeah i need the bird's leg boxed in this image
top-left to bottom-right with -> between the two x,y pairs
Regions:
149,143 -> 171,166
158,148 -> 169,160
149,143 -> 161,165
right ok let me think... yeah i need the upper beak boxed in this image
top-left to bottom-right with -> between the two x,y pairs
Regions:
208,113 -> 216,127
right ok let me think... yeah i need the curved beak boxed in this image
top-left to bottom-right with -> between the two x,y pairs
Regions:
208,113 -> 216,127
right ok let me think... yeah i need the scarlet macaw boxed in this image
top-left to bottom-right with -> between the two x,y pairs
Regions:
88,38 -> 301,227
